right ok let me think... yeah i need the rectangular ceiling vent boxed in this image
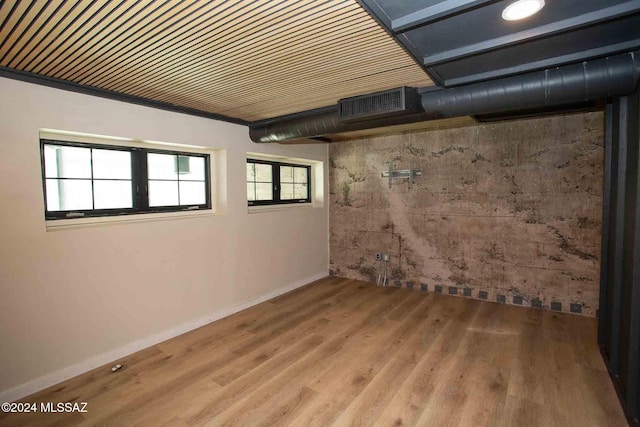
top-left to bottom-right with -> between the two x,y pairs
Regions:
339,87 -> 420,122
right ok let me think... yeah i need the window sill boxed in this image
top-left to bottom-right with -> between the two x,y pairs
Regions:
248,203 -> 317,214
45,209 -> 215,231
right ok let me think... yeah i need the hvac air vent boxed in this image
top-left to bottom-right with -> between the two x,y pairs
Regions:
339,87 -> 420,122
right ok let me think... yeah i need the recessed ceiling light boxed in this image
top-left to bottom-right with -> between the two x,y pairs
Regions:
502,0 -> 545,21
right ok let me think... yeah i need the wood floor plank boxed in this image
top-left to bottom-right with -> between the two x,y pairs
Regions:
331,356 -> 418,427
576,365 -> 628,426
175,334 -> 326,426
455,301 -> 521,368
253,385 -> 318,427
211,283 -> 384,387
84,350 -> 239,425
230,281 -> 371,356
202,287 -> 415,426
493,395 -> 560,427
545,311 -> 605,370
0,277 -> 628,427
414,355 -> 481,427
507,319 -> 551,407
20,345 -> 165,404
452,359 -> 510,427
206,384 -> 318,427
126,374 -> 222,427
394,293 -> 465,363
373,299 -> 483,426
304,294 -> 436,400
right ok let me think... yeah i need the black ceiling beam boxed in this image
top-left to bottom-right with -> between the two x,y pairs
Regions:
443,39 -> 640,86
392,0 -> 496,33
0,67 -> 249,126
424,1 -> 640,67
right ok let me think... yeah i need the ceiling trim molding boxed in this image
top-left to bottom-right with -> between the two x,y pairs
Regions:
424,1 -> 640,67
0,67 -> 249,126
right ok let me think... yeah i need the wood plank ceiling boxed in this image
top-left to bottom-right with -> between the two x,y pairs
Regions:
0,0 -> 434,123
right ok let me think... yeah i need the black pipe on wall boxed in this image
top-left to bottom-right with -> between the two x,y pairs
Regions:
599,89 -> 640,426
249,51 -> 640,143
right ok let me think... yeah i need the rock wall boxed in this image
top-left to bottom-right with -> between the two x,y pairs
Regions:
329,112 -> 604,316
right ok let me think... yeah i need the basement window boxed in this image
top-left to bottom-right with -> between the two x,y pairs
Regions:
246,159 -> 311,206
41,139 -> 211,220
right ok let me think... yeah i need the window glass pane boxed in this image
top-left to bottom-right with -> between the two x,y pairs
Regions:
94,180 -> 132,209
255,164 -> 272,182
255,183 -> 273,200
281,183 -> 294,199
294,167 -> 307,183
46,179 -> 93,211
44,145 -> 61,178
148,153 -> 178,180
92,149 -> 131,179
247,183 -> 256,201
149,181 -> 179,206
44,145 -> 91,178
294,183 -> 308,199
178,156 -> 205,181
45,180 -> 61,211
179,181 -> 206,205
280,166 -> 293,182
246,163 -> 255,181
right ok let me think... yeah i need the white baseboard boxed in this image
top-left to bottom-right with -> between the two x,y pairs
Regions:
0,271 -> 328,403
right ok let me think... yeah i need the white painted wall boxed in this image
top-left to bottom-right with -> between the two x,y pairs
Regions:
0,77 -> 329,401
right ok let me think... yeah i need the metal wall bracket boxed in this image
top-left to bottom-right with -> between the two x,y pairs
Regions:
381,160 -> 423,188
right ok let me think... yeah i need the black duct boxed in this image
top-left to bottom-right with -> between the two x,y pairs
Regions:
249,108 -> 429,143
249,51 -> 640,143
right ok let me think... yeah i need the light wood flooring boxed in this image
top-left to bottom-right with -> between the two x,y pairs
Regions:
0,277 -> 628,426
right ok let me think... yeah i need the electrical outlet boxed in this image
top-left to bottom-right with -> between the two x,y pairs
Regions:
375,253 -> 382,260
382,253 -> 390,262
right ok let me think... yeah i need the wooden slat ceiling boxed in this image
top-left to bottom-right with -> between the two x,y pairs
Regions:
0,0 -> 434,122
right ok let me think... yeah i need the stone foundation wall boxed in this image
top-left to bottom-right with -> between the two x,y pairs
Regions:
329,112 -> 604,316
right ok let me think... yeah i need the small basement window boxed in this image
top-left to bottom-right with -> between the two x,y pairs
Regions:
41,139 -> 211,219
246,159 -> 311,206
